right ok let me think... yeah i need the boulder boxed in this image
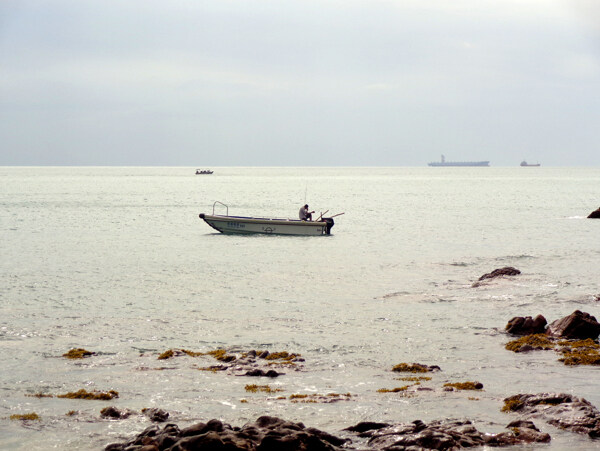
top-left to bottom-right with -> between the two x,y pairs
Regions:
588,207 -> 600,218
546,310 -> 600,339
348,418 -> 550,449
104,416 -> 348,451
503,393 -> 600,438
505,315 -> 547,335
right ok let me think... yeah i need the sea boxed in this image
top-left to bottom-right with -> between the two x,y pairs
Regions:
1,166 -> 599,450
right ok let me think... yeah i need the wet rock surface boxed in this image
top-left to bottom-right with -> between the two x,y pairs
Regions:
154,349 -> 303,379
546,310 -> 600,340
478,266 -> 521,281
100,407 -> 169,422
347,418 -> 549,449
104,415 -> 348,451
105,415 -> 552,450
472,267 -> 521,286
503,393 -> 600,438
505,315 -> 547,335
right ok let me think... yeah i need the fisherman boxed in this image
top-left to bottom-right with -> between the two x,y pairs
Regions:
299,204 -> 314,221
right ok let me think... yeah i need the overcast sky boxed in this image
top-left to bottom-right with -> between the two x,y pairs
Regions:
1,0 -> 599,166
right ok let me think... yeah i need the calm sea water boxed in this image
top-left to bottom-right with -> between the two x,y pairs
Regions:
1,166 -> 599,450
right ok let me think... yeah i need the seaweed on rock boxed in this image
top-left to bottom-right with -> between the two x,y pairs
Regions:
63,348 -> 95,359
505,334 -> 555,352
392,362 -> 440,373
10,413 -> 40,421
57,389 -> 119,400
443,381 -> 484,390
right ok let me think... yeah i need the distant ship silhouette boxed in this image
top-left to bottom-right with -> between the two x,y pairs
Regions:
520,161 -> 540,167
428,155 -> 490,167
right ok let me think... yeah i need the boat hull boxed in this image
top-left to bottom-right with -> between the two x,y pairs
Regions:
199,214 -> 334,236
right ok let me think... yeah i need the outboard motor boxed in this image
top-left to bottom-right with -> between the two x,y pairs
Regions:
324,217 -> 334,235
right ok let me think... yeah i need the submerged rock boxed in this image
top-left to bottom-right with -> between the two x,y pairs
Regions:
472,266 -> 521,287
502,393 -> 600,438
546,310 -> 600,340
505,315 -> 547,335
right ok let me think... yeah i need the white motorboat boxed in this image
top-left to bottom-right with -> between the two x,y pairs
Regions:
199,202 -> 336,236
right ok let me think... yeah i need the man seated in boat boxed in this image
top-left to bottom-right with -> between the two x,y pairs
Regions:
299,204 -> 314,221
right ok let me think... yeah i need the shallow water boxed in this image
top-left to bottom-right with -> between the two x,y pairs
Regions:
1,166 -> 599,450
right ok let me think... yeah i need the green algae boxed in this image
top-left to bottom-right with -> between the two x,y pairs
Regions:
63,348 -> 95,359
377,386 -> 410,393
182,349 -> 205,357
392,363 -> 431,373
206,349 -> 236,362
26,393 -> 53,398
288,393 -> 352,403
158,349 -> 175,360
10,413 -> 40,421
558,338 -> 600,349
559,347 -> 600,366
506,334 -> 600,366
57,389 -> 119,400
443,381 -> 483,390
505,334 -> 555,352
264,351 -> 300,361
502,396 -> 524,412
244,384 -> 283,394
396,376 -> 431,382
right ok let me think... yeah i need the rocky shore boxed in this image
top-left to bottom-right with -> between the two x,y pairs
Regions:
105,414 -> 552,450
9,267 -> 600,450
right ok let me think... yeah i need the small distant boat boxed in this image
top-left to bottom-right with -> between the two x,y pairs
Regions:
520,161 -> 540,167
428,155 -> 489,167
199,202 -> 338,236
196,169 -> 213,175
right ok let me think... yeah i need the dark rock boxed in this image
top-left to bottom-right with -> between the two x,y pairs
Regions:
588,207 -> 600,218
105,416 -> 346,451
343,421 -> 390,433
506,314 -> 547,335
100,406 -> 133,420
506,419 -> 539,431
503,393 -> 600,438
180,422 -> 208,437
546,310 -> 600,339
243,369 -> 281,378
142,408 -> 169,423
478,266 -> 521,281
107,414 -> 555,451
355,418 -> 550,449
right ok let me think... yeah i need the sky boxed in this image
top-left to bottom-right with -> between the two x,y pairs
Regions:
1,0 -> 599,166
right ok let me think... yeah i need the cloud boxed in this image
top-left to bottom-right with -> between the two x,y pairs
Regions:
0,0 -> 599,165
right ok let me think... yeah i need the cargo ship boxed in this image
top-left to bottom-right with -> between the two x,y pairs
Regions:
428,155 -> 490,167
